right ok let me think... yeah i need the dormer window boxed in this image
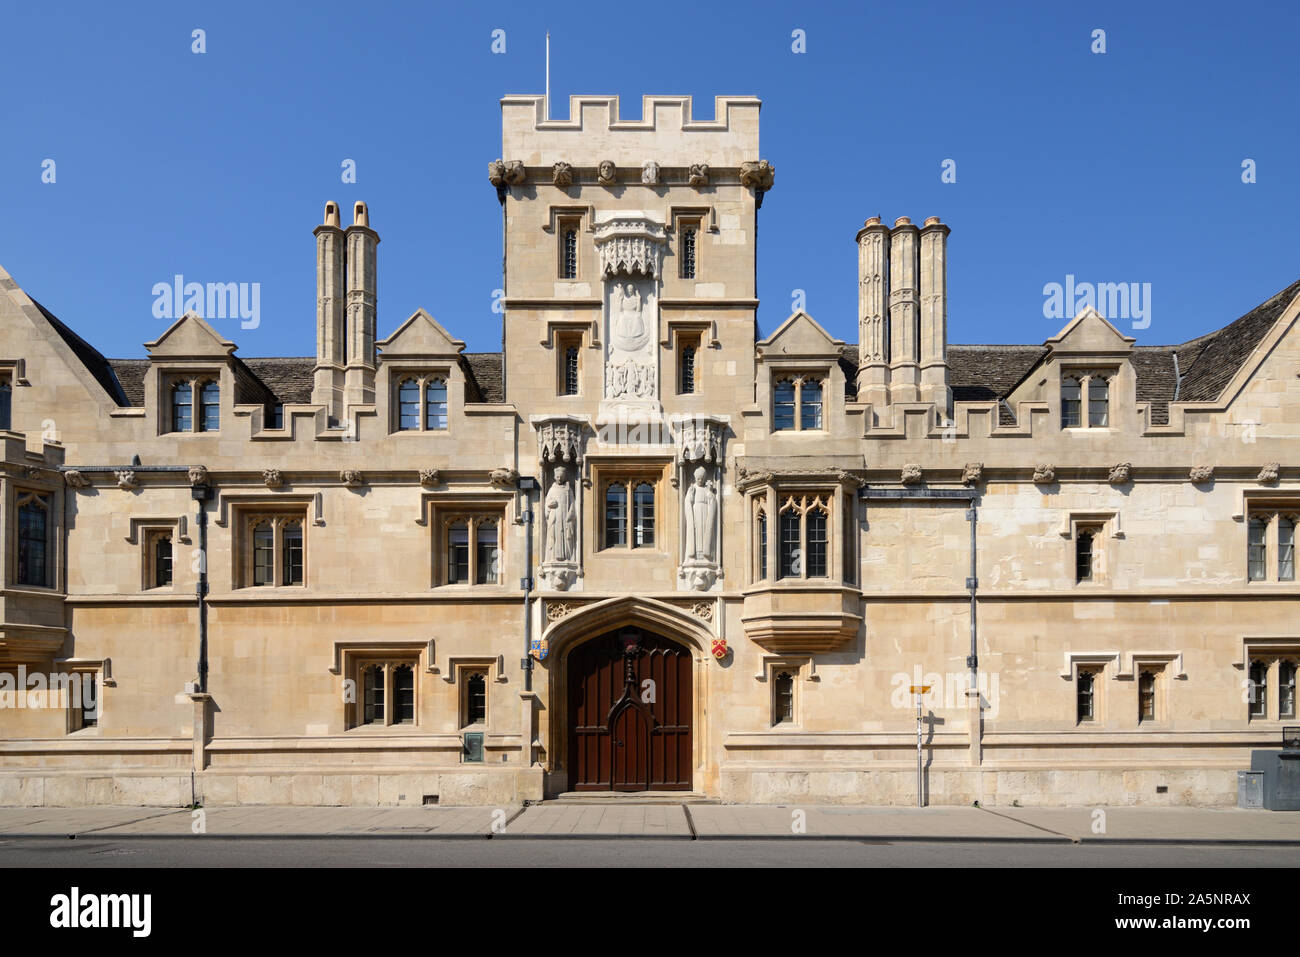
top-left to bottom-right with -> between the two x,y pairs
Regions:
169,377 -> 220,433
1062,370 -> 1112,429
395,375 -> 449,432
774,375 -> 824,431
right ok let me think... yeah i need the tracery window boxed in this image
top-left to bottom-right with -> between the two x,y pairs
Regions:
777,495 -> 830,580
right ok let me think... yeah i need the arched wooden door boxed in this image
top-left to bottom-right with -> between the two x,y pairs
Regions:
568,628 -> 693,791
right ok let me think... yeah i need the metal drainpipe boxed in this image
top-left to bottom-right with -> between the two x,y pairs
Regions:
196,498 -> 209,693
498,183 -> 508,398
521,485 -> 534,693
966,501 -> 979,720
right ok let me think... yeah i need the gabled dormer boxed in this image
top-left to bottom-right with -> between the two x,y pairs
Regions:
1004,307 -> 1137,432
143,313 -> 242,436
376,309 -> 468,434
754,311 -> 847,435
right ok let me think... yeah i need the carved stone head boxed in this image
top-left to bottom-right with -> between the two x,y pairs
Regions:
598,160 -> 617,186
641,161 -> 660,185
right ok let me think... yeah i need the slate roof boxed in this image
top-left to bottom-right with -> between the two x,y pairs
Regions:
23,277 -> 1300,418
31,298 -> 130,406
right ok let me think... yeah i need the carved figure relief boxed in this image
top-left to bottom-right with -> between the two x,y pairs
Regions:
544,464 -> 577,564
684,466 -> 719,563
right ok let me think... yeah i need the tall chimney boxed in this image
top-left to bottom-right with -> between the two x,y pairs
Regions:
887,217 -> 920,403
855,217 -> 891,410
919,217 -> 951,414
343,201 -> 379,409
311,201 -> 345,420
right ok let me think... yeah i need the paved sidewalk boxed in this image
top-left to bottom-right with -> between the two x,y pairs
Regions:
0,804 -> 1296,844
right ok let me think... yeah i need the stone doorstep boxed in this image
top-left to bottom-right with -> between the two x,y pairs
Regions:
547,791 -> 718,805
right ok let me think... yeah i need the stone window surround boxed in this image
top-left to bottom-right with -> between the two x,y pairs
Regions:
1059,651 -> 1186,728
555,329 -> 584,397
166,372 -> 222,433
143,527 -> 175,591
1059,366 -> 1117,430
776,492 -> 834,582
353,657 -> 420,729
772,372 -> 826,433
745,479 -> 854,587
1075,664 -> 1103,725
392,371 -> 451,433
331,642 -> 432,730
1244,506 -> 1299,583
590,461 -> 668,554
55,657 -> 113,735
676,216 -> 702,280
426,497 -> 509,589
231,505 -> 309,589
1060,511 -> 1121,587
444,656 -> 507,732
1238,639 -> 1300,722
558,216 -> 582,280
437,512 -> 504,587
755,654 -> 818,729
10,484 -> 59,591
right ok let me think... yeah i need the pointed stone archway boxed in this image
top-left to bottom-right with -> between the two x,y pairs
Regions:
539,597 -> 713,795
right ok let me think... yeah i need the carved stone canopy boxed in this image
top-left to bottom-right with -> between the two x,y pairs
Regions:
535,416 -> 584,465
675,416 -> 725,464
593,217 -> 667,278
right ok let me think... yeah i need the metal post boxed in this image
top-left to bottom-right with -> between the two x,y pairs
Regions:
916,689 -> 923,808
910,682 -> 930,808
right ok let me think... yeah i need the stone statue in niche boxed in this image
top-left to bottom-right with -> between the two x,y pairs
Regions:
611,283 -> 650,352
684,466 -> 719,562
544,464 -> 577,563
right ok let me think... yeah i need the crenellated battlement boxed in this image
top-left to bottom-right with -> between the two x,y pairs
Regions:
501,94 -> 760,169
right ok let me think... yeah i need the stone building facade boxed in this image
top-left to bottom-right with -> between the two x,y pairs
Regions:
1,94 -> 1297,807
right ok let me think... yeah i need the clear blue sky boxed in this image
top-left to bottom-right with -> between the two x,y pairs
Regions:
2,0 -> 1296,361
